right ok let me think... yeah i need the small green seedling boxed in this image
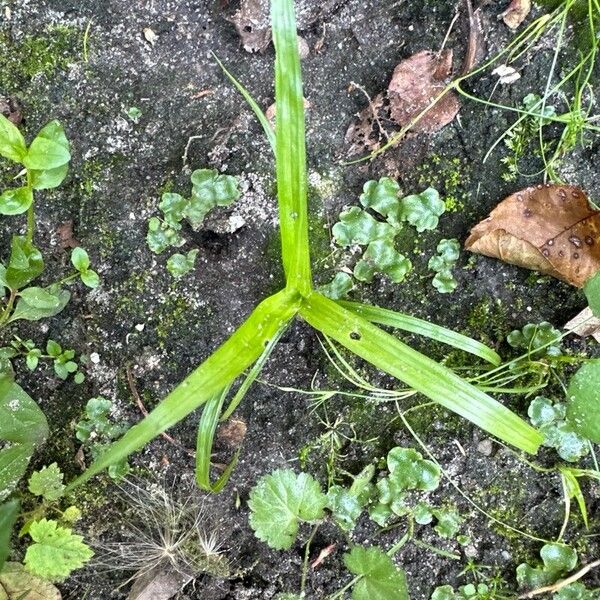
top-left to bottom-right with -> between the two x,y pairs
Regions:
27,463 -> 65,503
428,238 -> 460,293
75,398 -> 130,480
516,542 -> 577,590
71,247 -> 100,288
167,249 -> 199,279
126,106 -> 142,123
528,396 -> 588,462
507,322 -> 562,358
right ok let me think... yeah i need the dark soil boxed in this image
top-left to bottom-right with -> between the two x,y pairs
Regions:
1,0 -> 599,599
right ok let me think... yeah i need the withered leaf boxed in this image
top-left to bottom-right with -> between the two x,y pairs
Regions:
564,307 -> 600,343
465,184 -> 600,288
499,0 -> 531,29
387,49 -> 460,134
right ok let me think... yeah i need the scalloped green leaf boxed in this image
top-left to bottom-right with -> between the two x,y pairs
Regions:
28,463 -> 65,502
24,519 -> 93,582
320,272 -> 353,300
344,545 -> 408,600
387,447 -> 440,491
399,187 -> 445,232
359,177 -> 401,226
332,207 -> 396,247
248,469 -> 327,550
507,322 -> 562,357
354,240 -> 411,283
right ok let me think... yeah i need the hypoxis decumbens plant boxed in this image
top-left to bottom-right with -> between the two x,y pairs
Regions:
67,0 -> 542,493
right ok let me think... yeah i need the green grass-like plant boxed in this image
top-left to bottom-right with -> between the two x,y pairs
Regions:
67,0 -> 542,493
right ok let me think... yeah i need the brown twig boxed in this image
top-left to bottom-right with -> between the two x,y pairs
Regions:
348,81 -> 389,141
125,365 -> 195,457
518,560 -> 600,598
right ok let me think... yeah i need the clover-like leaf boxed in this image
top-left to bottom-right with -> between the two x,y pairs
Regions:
387,447 -> 440,491
528,396 -> 563,427
248,469 -> 327,550
0,114 -> 27,163
184,169 -> 240,230
517,543 -> 577,591
333,207 -> 396,247
27,463 -> 65,502
432,506 -> 462,538
320,272 -> 353,300
359,177 -> 401,226
166,249 -> 198,279
431,585 -> 456,600
399,187 -> 445,232
344,545 -> 409,600
0,187 -> 33,216
24,519 -> 93,582
147,217 -> 185,254
432,270 -> 457,294
327,485 -> 363,532
159,192 -> 187,227
554,583 -> 594,600
507,322 -> 562,357
23,121 -> 71,171
354,240 -> 412,283
566,361 -> 600,443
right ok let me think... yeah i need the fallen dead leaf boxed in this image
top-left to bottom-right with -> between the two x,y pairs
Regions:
492,64 -> 521,85
387,49 -> 460,133
465,184 -> 600,288
311,543 -> 336,569
217,418 -> 247,449
0,96 -> 23,124
0,563 -> 61,600
564,307 -> 600,343
499,0 -> 531,29
229,0 -> 271,53
56,220 -> 79,249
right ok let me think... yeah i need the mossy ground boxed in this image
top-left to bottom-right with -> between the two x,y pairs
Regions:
0,0 -> 599,598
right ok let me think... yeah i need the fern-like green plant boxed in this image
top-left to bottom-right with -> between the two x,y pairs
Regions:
66,0 -> 542,494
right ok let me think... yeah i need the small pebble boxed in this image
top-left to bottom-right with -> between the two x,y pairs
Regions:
477,439 -> 493,456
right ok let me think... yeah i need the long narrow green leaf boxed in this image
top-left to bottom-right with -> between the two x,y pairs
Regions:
67,288 -> 301,491
0,499 -> 19,571
196,386 -> 238,493
212,52 -> 276,153
339,301 -> 501,366
300,292 -> 542,454
272,0 -> 312,293
221,324 -> 287,421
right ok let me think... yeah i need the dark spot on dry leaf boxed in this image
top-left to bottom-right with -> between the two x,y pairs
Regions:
465,184 -> 600,288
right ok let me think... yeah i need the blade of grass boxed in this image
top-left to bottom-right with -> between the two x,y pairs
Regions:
212,52 -> 276,153
272,0 -> 312,293
66,288 -> 301,490
221,324 -> 287,421
196,386 -> 239,493
339,300 -> 501,366
300,292 -> 542,454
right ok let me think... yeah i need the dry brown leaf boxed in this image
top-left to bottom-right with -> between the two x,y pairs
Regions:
230,0 -> 271,53
499,0 -> 531,29
465,184 -> 600,288
564,307 -> 600,343
0,562 -> 61,600
387,49 -> 460,133
0,97 -> 22,125
217,418 -> 247,449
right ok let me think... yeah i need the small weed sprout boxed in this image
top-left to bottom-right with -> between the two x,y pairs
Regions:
95,480 -> 229,587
